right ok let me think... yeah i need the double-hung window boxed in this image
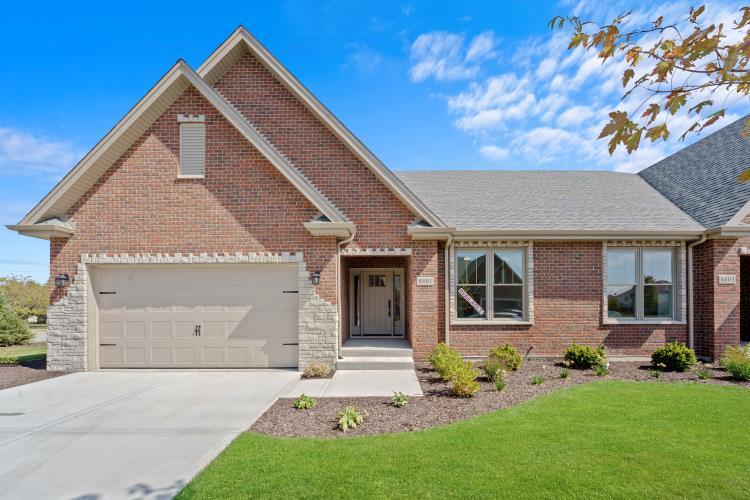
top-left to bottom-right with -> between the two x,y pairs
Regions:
606,247 -> 675,320
456,248 -> 525,321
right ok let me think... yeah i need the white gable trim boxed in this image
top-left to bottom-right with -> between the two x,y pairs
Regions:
16,60 -> 347,229
197,26 -> 446,228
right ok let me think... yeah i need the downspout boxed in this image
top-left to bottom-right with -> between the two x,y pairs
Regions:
687,234 -> 707,350
336,230 -> 356,361
444,235 -> 453,346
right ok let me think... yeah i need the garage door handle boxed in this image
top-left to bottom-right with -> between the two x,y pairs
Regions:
99,291 -> 116,295
282,290 -> 298,294
283,342 -> 298,346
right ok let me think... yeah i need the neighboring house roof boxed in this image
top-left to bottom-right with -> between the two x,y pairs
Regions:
396,170 -> 705,235
197,26 -> 446,228
12,59 -> 350,237
638,114 -> 750,229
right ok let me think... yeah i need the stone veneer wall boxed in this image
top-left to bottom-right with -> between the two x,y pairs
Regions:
47,251 -> 337,372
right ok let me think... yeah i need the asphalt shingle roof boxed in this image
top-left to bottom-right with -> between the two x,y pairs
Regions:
638,114 -> 750,228
396,170 -> 704,232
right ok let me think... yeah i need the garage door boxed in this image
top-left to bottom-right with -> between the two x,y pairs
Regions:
95,266 -> 299,368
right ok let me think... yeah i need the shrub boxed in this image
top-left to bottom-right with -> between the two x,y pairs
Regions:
531,375 -> 544,385
302,363 -> 331,379
488,343 -> 523,371
451,361 -> 481,397
559,368 -> 571,379
650,369 -> 661,379
694,367 -> 711,380
293,394 -> 317,410
392,392 -> 409,408
563,342 -> 606,369
0,292 -> 32,347
337,406 -> 366,432
594,364 -> 610,377
482,358 -> 506,382
651,342 -> 697,372
494,375 -> 506,392
721,345 -> 750,381
428,342 -> 462,381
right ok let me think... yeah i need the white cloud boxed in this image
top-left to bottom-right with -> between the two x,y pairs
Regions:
465,31 -> 497,62
411,1 -> 750,171
479,145 -> 510,161
344,44 -> 384,77
409,31 -> 497,82
0,127 -> 81,177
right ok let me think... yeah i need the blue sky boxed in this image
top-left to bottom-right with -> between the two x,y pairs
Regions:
0,0 -> 746,282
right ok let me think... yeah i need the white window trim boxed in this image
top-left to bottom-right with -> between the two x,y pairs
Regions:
449,242 -> 534,325
603,241 -> 686,325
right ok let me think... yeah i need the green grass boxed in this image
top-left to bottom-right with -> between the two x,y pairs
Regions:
178,382 -> 750,499
0,343 -> 46,364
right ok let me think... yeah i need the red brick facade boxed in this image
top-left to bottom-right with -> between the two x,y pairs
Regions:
46,44 -> 744,366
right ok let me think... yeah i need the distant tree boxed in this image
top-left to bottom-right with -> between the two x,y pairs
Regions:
0,289 -> 32,347
0,275 -> 50,323
551,5 -> 750,164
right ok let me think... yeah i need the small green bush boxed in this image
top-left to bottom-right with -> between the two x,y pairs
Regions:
302,363 -> 331,378
559,368 -> 571,379
594,364 -> 610,377
531,375 -> 544,385
650,369 -> 661,379
392,392 -> 409,408
293,394 -> 317,410
488,343 -> 523,371
337,406 -> 366,432
651,342 -> 697,372
563,342 -> 606,369
694,367 -> 711,380
494,375 -> 506,392
451,361 -> 481,397
482,358 -> 506,382
721,345 -> 750,381
428,342 -> 462,381
0,292 -> 32,347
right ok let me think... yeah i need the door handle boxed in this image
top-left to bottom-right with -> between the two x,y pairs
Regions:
194,324 -> 201,337
388,299 -> 391,318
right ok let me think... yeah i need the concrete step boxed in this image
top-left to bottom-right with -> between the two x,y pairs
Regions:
340,346 -> 413,358
336,356 -> 415,370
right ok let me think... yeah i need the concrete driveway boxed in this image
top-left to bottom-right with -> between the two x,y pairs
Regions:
0,370 -> 299,500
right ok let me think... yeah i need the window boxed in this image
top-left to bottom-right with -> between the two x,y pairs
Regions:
606,247 -> 675,320
179,121 -> 205,177
456,248 -> 525,321
368,274 -> 386,287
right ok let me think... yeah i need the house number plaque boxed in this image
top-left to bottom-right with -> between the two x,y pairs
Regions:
718,274 -> 737,285
416,276 -> 434,286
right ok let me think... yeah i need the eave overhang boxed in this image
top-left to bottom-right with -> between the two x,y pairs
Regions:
705,225 -> 750,239
408,227 -> 707,241
6,219 -> 75,240
303,221 -> 356,238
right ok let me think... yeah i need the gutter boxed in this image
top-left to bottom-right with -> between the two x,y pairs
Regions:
336,229 -> 356,362
444,234 -> 453,346
687,234 -> 707,350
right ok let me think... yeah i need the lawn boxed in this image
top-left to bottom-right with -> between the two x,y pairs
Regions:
0,343 -> 46,364
177,382 -> 750,499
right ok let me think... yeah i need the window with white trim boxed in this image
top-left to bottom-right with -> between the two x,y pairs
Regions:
179,122 -> 205,177
606,247 -> 675,320
456,248 -> 525,320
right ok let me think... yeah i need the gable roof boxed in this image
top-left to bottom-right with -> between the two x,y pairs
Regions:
396,170 -> 705,236
638,114 -> 750,229
197,26 -> 445,228
12,59 -> 348,235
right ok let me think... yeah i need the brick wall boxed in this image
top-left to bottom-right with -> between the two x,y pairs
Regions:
692,238 -> 745,359
446,241 -> 687,358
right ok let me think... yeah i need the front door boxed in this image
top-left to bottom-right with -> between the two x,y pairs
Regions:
362,271 -> 393,336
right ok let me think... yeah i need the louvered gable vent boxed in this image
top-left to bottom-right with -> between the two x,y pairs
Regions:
178,114 -> 205,177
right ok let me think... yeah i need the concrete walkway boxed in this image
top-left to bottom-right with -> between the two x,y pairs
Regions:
0,370 -> 299,500
282,369 -> 423,398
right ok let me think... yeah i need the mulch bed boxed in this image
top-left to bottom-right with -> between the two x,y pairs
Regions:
251,360 -> 749,438
0,360 -> 65,390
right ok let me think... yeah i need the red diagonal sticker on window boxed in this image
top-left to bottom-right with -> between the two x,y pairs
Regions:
458,288 -> 485,316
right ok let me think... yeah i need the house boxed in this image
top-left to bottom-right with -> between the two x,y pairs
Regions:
7,27 -> 750,372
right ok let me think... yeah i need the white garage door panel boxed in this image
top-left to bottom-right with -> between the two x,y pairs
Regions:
96,266 -> 299,368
